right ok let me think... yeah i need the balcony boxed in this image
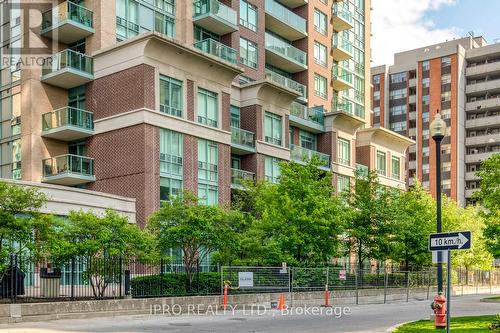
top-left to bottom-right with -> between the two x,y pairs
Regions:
194,38 -> 237,64
466,60 -> 500,77
265,32 -> 307,73
466,78 -> 500,95
41,49 -> 94,89
332,64 -> 354,91
465,171 -> 480,181
289,102 -> 325,133
356,163 -> 369,177
409,111 -> 416,120
42,107 -> 93,141
193,0 -> 238,35
41,1 -> 94,44
466,151 -> 496,163
465,188 -> 479,198
408,95 -> 416,104
332,96 -> 353,115
42,154 -> 95,185
332,3 -> 353,32
332,35 -> 353,62
466,115 -> 500,129
275,0 -> 307,8
466,133 -> 500,146
231,127 -> 256,155
466,96 -> 500,111
265,0 -> 307,41
265,69 -> 307,101
290,144 -> 330,168
231,169 -> 256,189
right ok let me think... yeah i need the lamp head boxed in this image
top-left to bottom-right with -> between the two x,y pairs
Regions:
430,112 -> 446,140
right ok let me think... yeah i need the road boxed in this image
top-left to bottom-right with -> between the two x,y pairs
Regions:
0,295 -> 498,333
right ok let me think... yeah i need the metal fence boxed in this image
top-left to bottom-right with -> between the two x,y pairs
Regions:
1,255 -> 499,305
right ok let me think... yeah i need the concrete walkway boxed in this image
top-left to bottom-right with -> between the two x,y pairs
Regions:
0,294 -> 498,333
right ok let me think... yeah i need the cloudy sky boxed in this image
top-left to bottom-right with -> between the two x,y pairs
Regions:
371,0 -> 500,66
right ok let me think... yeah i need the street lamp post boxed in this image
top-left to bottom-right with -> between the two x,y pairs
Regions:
430,111 -> 447,294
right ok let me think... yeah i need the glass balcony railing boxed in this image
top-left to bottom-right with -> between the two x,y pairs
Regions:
42,49 -> 93,77
231,168 -> 256,187
42,107 -> 93,132
42,154 -> 94,179
289,102 -> 325,126
265,32 -> 307,66
194,38 -> 237,64
332,64 -> 353,85
332,97 -> 354,114
265,0 -> 306,33
42,1 -> 94,31
265,69 -> 307,100
332,35 -> 353,54
356,163 -> 369,177
193,0 -> 237,26
290,144 -> 330,166
332,3 -> 353,26
231,127 -> 255,149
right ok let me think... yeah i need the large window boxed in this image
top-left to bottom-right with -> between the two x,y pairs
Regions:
313,41 -> 327,67
230,105 -> 240,128
197,88 -> 218,127
160,75 -> 183,117
265,156 -> 280,183
313,9 -> 327,35
390,121 -> 407,132
337,138 -> 350,166
389,105 -> 406,116
390,72 -> 406,83
391,156 -> 401,180
240,37 -> 258,68
299,130 -> 317,150
376,151 -> 386,176
198,139 -> 218,205
389,88 -> 406,100
264,112 -> 282,146
314,74 -> 327,99
240,0 -> 257,31
441,56 -> 451,67
337,175 -> 350,193
422,60 -> 430,71
422,77 -> 430,88
160,129 -> 183,203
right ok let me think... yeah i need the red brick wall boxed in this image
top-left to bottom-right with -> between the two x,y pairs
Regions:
183,134 -> 198,195
284,115 -> 290,147
87,64 -> 155,120
428,58 -> 442,199
241,154 -> 258,175
218,143 -> 231,207
450,54 -> 458,200
241,104 -> 263,141
87,124 -> 160,228
221,92 -> 231,131
255,153 -> 266,181
292,126 -> 300,145
187,80 -> 195,121
317,132 -> 333,156
356,145 -> 371,169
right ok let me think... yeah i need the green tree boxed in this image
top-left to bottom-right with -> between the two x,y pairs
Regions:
148,192 -> 238,289
474,153 -> 500,258
391,182 -> 435,270
344,170 -> 399,272
243,158 -> 345,266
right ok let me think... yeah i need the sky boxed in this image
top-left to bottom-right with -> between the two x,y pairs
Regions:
371,0 -> 500,66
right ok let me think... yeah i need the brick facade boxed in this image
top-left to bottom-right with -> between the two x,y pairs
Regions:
183,134 -> 198,195
218,143 -> 231,207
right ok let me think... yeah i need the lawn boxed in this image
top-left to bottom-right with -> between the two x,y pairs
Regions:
394,315 -> 498,332
484,296 -> 500,300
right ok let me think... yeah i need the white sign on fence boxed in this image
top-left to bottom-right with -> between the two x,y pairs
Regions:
238,272 -> 254,287
339,270 -> 347,281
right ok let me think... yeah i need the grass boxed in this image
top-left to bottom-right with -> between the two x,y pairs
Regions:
483,296 -> 500,300
394,315 -> 498,332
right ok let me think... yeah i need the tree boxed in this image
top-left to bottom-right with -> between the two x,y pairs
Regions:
148,192 -> 238,289
344,170 -> 399,272
391,182 -> 435,270
474,153 -> 500,258
242,158 -> 345,266
53,210 -> 154,299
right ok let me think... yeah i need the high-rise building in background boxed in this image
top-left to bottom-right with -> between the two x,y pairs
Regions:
0,0 -> 412,230
371,36 -> 500,206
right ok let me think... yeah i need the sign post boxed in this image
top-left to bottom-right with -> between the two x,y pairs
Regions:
429,231 -> 472,333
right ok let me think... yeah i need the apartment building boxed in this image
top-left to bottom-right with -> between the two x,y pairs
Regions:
371,36 -> 500,205
0,0 -> 412,227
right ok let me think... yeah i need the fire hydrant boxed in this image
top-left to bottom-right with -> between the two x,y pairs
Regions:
431,293 -> 447,329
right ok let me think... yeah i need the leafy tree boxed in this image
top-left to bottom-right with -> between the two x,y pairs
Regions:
242,158 -> 345,266
391,182 -> 435,270
344,170 -> 399,272
474,153 -> 500,258
148,192 -> 238,289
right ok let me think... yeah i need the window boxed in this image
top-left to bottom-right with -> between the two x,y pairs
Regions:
198,139 -> 218,205
230,105 -> 240,128
240,37 -> 258,68
389,88 -> 407,100
442,109 -> 451,119
376,151 -> 386,176
442,74 -> 451,85
314,41 -> 327,67
373,75 -> 380,84
441,91 -> 451,102
422,95 -> 430,105
422,147 -> 429,157
160,75 -> 183,117
390,72 -> 406,83
390,105 -> 406,116
422,112 -> 430,123
422,77 -> 430,88
300,130 -> 317,150
373,107 -> 380,117
390,121 -> 406,132
373,91 -> 380,100
391,156 -> 400,180
265,156 -> 281,183
422,129 -> 430,140
239,75 -> 255,85
442,162 -> 451,172
337,138 -> 350,166
160,129 -> 183,177
422,60 -> 430,71
313,9 -> 327,35
442,56 -> 451,67
240,0 -> 257,31
314,74 -> 327,99
422,164 -> 430,174
197,88 -> 218,127
160,177 -> 182,203
265,112 -> 282,146
337,175 -> 350,193
12,139 -> 21,180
